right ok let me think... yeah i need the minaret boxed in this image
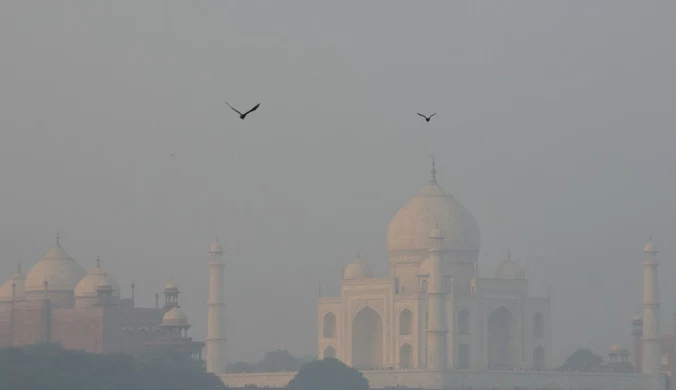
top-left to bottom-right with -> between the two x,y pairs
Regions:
426,225 -> 448,369
206,238 -> 227,375
641,237 -> 661,375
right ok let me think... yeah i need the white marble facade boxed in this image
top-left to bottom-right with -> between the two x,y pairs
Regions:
317,166 -> 552,371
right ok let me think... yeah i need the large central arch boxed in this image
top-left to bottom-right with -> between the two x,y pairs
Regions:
400,343 -> 413,369
533,345 -> 545,370
487,306 -> 512,369
352,306 -> 382,370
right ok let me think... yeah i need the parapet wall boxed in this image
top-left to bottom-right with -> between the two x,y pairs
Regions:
220,369 -> 664,390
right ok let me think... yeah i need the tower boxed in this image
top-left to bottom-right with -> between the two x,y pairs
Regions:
163,280 -> 180,310
206,239 -> 227,375
426,226 -> 448,369
641,238 -> 661,375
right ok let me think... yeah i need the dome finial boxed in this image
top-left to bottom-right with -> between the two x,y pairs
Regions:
56,232 -> 61,247
96,255 -> 101,268
16,262 -> 21,274
430,155 -> 437,183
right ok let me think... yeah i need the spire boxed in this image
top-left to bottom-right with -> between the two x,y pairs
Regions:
56,232 -> 61,247
430,155 -> 437,184
96,255 -> 101,268
356,249 -> 361,260
16,262 -> 21,274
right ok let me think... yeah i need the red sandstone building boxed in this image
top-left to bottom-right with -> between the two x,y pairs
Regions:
0,236 -> 203,357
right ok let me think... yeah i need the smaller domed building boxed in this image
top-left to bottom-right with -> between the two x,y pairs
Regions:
145,298 -> 205,360
0,235 -> 203,360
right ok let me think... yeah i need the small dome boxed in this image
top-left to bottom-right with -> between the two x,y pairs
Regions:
165,281 -> 179,291
0,265 -> 25,302
343,253 -> 373,280
209,240 -> 224,253
163,306 -> 188,326
644,240 -> 657,253
610,344 -> 624,352
495,252 -> 525,279
632,316 -> 642,322
25,241 -> 87,293
74,259 -> 120,298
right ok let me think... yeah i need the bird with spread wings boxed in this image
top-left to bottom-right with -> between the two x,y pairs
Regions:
226,102 -> 261,120
417,112 -> 437,122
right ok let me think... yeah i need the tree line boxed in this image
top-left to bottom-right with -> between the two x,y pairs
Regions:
0,342 -> 225,390
225,349 -> 315,373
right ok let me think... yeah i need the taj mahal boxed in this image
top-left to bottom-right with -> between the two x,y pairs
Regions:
0,160 -> 670,390
218,162 -> 669,390
316,160 -> 551,371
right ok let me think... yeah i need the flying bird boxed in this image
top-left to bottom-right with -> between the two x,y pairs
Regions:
417,112 -> 437,122
226,102 -> 260,120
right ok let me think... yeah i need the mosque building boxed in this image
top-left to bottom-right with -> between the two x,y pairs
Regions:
0,235 -> 203,360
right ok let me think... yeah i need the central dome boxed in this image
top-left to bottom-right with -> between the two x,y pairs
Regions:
25,239 -> 87,293
387,172 -> 480,262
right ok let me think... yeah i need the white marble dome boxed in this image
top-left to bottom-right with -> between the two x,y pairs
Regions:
209,240 -> 224,253
644,240 -> 657,253
163,306 -> 188,326
343,254 -> 373,280
25,241 -> 87,293
495,259 -> 525,280
74,259 -> 120,299
0,265 -> 25,302
387,176 -> 480,261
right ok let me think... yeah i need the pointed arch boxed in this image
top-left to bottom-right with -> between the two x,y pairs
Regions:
533,312 -> 544,339
352,307 -> 382,370
399,309 -> 413,336
152,327 -> 163,340
400,343 -> 413,369
135,329 -> 149,349
323,345 -> 336,359
457,309 -> 470,336
457,344 -> 470,369
533,345 -> 545,370
323,312 -> 336,338
487,306 -> 513,369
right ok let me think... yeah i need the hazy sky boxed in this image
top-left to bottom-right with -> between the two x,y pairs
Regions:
1,1 -> 675,364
